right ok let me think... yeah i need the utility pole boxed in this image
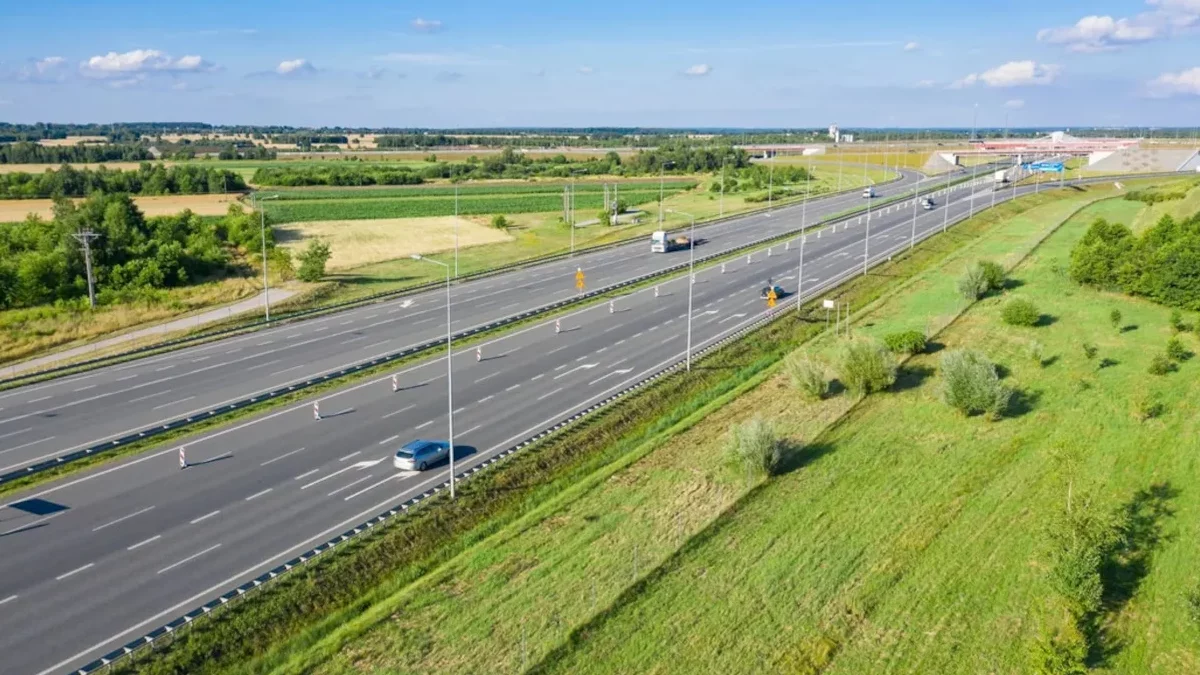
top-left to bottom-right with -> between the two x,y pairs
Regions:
72,229 -> 100,309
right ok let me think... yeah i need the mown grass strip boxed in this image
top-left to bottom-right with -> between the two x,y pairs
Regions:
113,183 -> 1063,675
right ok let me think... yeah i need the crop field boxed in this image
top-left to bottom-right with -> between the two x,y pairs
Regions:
267,180 -> 698,201
0,193 -> 244,221
771,151 -> 933,170
275,216 -> 513,271
261,188 -> 687,223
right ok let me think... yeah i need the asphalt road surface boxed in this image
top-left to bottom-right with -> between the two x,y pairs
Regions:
0,170 -> 1040,675
0,171 -> 932,475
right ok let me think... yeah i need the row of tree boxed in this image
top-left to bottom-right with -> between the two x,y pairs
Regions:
0,141 -> 153,164
0,163 -> 247,199
1070,213 -> 1200,310
0,195 -> 274,310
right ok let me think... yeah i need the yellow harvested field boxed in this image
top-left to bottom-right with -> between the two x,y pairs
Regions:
0,194 -> 245,221
0,161 -> 167,174
275,216 -> 513,271
37,136 -> 109,146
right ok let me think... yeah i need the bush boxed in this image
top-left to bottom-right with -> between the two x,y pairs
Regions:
1187,586 -> 1200,626
1028,621 -> 1089,675
979,260 -> 1006,292
296,239 -> 332,282
1109,309 -> 1122,331
882,330 -> 927,355
1027,340 -> 1046,367
491,214 -> 510,229
1148,353 -> 1174,375
1132,391 -> 1165,422
1001,297 -> 1041,327
1166,336 -> 1189,361
724,418 -> 782,477
937,349 -> 1011,419
1081,342 -> 1098,361
783,355 -> 828,401
837,338 -> 897,396
1169,309 -> 1185,333
956,263 -> 989,301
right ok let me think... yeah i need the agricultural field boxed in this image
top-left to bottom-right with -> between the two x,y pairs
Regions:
275,216 -> 513,271
0,193 -> 244,221
274,180 -> 1200,675
771,151 -> 933,170
260,181 -> 697,223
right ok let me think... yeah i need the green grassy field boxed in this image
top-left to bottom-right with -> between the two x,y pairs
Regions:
265,183 -> 1186,675
265,180 -> 698,201
527,193 -> 1200,675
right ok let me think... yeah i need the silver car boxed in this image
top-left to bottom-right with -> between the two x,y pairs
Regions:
393,439 -> 451,471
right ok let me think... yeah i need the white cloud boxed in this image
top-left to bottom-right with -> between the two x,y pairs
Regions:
578,66 -> 593,74
683,63 -> 711,76
11,56 -> 68,82
1004,99 -> 1026,109
35,56 -> 65,74
951,60 -> 1060,88
903,41 -> 921,52
411,17 -> 444,33
1038,1 -> 1200,52
1147,66 -> 1200,96
80,49 -> 214,77
108,74 -> 147,89
276,59 -> 316,76
914,79 -> 936,88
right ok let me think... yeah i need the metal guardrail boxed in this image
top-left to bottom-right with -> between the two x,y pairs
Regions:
68,168 -> 1185,675
0,173 -> 913,388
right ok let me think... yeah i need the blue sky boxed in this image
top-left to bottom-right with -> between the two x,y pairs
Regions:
1,0 -> 1199,128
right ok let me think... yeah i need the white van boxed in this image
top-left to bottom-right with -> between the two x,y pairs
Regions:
862,187 -> 875,199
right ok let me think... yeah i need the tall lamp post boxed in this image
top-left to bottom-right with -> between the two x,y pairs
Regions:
409,254 -> 456,499
667,209 -> 696,371
251,193 -> 279,321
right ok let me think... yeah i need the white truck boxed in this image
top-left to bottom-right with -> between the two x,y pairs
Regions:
862,186 -> 875,198
994,169 -> 1008,184
650,230 -> 691,253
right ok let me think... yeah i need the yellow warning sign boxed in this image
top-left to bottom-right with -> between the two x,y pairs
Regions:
766,288 -> 777,308
575,268 -> 585,291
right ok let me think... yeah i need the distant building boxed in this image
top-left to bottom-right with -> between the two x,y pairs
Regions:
841,133 -> 855,143
828,124 -> 840,143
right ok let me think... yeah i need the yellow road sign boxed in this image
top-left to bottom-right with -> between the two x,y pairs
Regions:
766,288 -> 777,308
575,268 -> 585,290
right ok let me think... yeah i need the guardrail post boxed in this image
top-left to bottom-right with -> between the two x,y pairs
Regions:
313,401 -> 321,420
391,374 -> 398,392
555,319 -> 561,334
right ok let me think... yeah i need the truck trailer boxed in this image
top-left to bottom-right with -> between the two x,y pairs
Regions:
651,230 -> 691,253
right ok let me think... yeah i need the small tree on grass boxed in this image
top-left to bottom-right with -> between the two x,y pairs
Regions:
837,338 -> 897,396
491,214 -> 510,229
1169,309 -> 1185,333
1081,342 -> 1098,362
596,209 -> 611,227
1109,309 -> 1122,331
724,418 -> 782,477
937,349 -> 1011,419
1027,340 -> 1046,367
1187,585 -> 1200,626
1148,353 -> 1173,375
783,355 -> 828,401
1029,620 -> 1089,675
957,263 -> 990,301
1166,336 -> 1189,362
883,330 -> 927,355
1002,298 -> 1041,327
296,239 -> 332,282
979,260 -> 1006,292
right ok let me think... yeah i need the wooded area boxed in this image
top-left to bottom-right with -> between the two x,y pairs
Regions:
0,163 -> 247,199
1070,211 -> 1200,310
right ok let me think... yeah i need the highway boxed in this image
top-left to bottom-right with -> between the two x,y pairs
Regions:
0,169 -> 1024,675
0,172 -> 929,476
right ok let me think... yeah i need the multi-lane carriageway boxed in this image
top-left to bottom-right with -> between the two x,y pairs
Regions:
0,168 -> 1025,675
0,170 -> 926,476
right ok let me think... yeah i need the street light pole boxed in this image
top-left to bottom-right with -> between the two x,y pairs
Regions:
863,154 -> 871,276
910,177 -> 921,250
254,193 -> 279,322
409,254 -> 455,499
668,209 -> 696,371
454,185 -> 459,278
719,159 -> 726,218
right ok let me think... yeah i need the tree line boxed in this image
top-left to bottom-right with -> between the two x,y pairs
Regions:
0,163 -> 247,199
0,195 -> 281,310
1070,212 -> 1200,310
0,141 -> 153,164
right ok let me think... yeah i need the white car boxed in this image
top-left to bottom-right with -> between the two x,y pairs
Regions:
393,439 -> 451,471
862,187 -> 875,199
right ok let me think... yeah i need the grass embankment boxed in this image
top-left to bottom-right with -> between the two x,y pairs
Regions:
114,173 -> 986,675
525,194 -> 1200,674
269,185 -> 1118,675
